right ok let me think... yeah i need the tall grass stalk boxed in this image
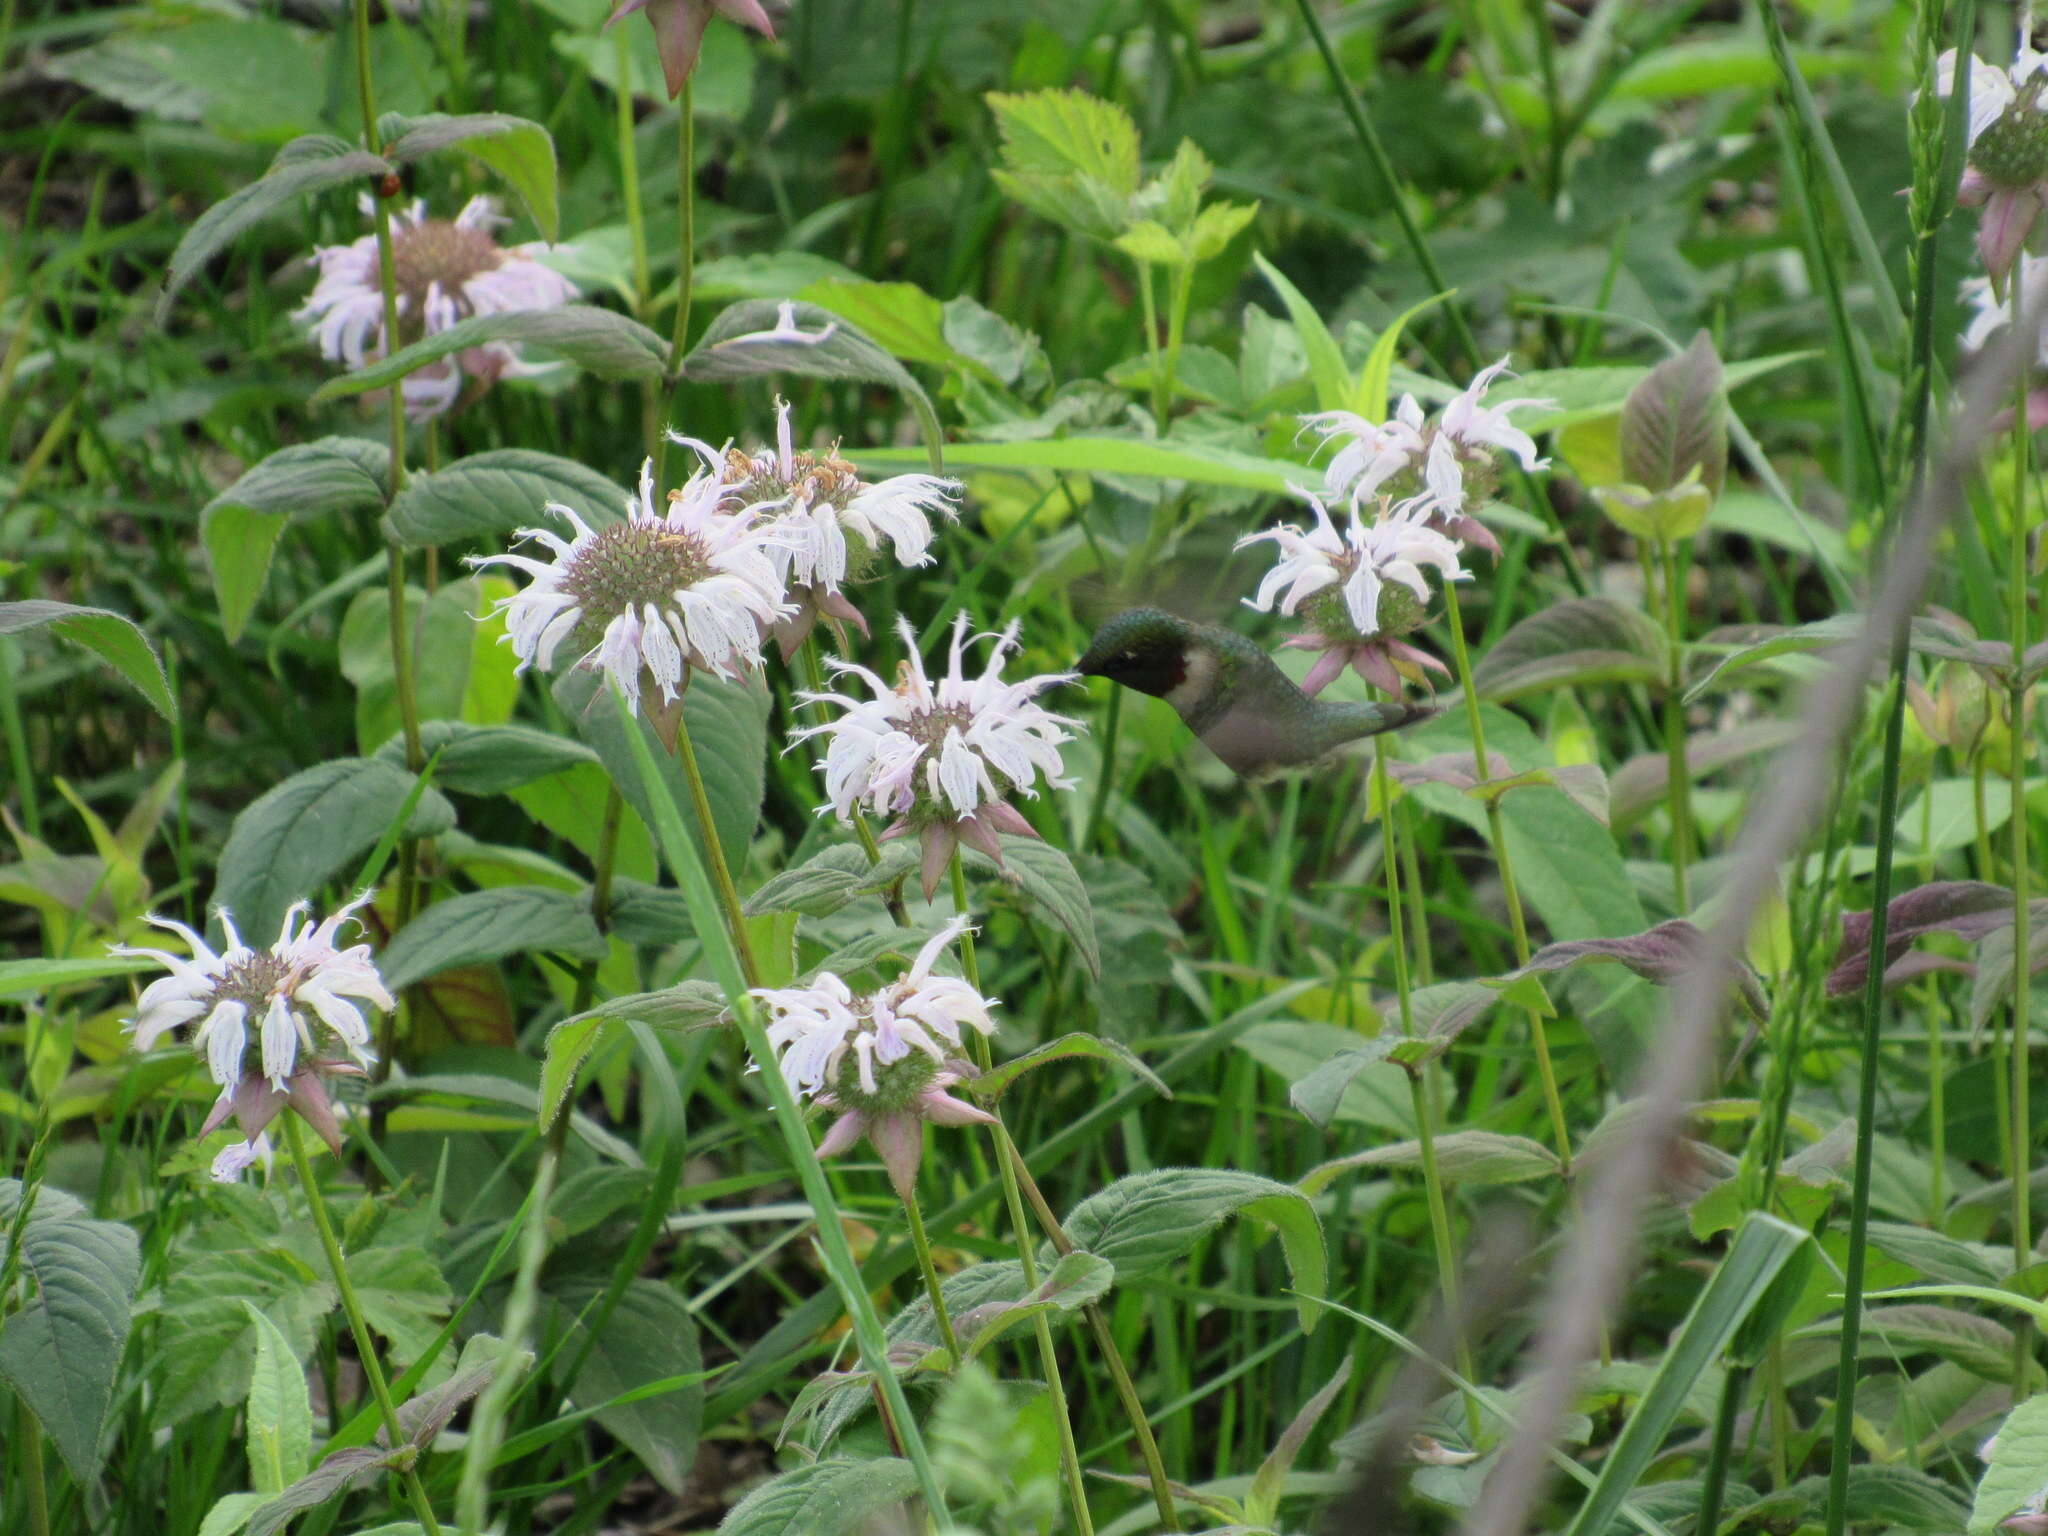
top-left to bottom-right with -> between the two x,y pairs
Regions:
1657,537 -> 1694,909
2005,374 -> 2033,1380
613,683 -> 948,1517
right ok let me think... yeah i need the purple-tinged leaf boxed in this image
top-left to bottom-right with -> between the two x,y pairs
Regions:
1621,329 -> 1727,499
966,1033 -> 1169,1102
243,1448 -> 392,1536
1472,597 -> 1669,703
1501,919 -> 1770,1020
1827,882 -> 2025,998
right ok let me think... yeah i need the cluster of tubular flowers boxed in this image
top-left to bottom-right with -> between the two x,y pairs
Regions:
1930,47 -> 2048,281
1239,490 -> 1469,696
470,458 -> 791,714
1302,357 -> 1552,558
297,194 -> 577,421
792,612 -> 1078,897
750,918 -> 998,1199
671,397 -> 960,661
113,896 -> 392,1181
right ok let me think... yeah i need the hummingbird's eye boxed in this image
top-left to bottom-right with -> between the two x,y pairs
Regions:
1119,650 -> 1138,663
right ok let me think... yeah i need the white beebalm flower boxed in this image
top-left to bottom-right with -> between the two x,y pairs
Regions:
296,194 -> 577,421
1931,48 -> 2048,148
792,612 -> 1078,896
1960,252 -> 2048,358
750,917 -> 998,1199
1240,491 -> 1467,697
111,894 -> 392,1179
1303,355 -> 1552,557
470,458 -> 791,713
671,399 -> 960,660
1929,49 -> 2048,279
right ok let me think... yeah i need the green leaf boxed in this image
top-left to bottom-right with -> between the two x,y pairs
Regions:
1114,219 -> 1188,268
963,837 -> 1099,979
965,1033 -> 1169,1102
1513,352 -> 1815,433
243,1447 -> 391,1536
1472,597 -> 1669,702
856,435 -> 1307,491
213,758 -> 456,943
553,669 -> 769,883
1974,1393 -> 2048,1533
383,449 -> 631,547
0,1182 -> 143,1482
377,885 -> 606,991
1619,329 -> 1726,499
1060,1168 -> 1326,1329
374,721 -> 597,795
1254,253 -> 1349,413
1865,1221 -> 2011,1287
716,1458 -> 920,1536
382,112 -> 558,240
159,134 -> 390,318
1970,913 -> 2048,1040
797,280 -> 955,368
195,1492 -> 267,1536
1299,1130 -> 1560,1196
984,88 -> 1139,242
1800,1303 -> 2017,1382
1236,1021 -> 1416,1134
1353,291 -> 1454,420
0,600 -> 176,721
1186,200 -> 1258,263
0,956 -> 155,1000
540,982 -> 726,1128
1246,1359 -> 1352,1528
1788,1466 -> 1968,1532
1686,615 -> 2007,701
200,438 -> 390,640
540,1279 -> 702,1495
947,1251 -> 1116,1364
312,305 -> 667,402
1559,1214 -> 1808,1536
745,842 -> 918,918
242,1302 -> 311,1494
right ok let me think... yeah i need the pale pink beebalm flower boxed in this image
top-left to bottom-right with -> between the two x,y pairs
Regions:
608,0 -> 774,100
111,894 -> 391,1181
1927,47 -> 2048,281
794,612 -> 1079,899
296,194 -> 577,422
1303,356 -> 1552,558
469,458 -> 792,726
751,916 -> 999,1200
670,398 -> 960,662
1239,489 -> 1467,697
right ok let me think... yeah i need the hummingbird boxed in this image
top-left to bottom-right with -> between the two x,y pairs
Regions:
1075,608 -> 1434,778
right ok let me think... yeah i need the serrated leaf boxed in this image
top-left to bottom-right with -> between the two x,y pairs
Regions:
213,758 -> 456,943
312,305 -> 665,402
1060,1168 -> 1326,1329
1973,1394 -> 2048,1532
797,279 -> 954,367
383,449 -> 631,546
541,1278 -> 702,1495
984,88 -> 1138,243
0,600 -> 176,721
160,135 -> 389,318
242,1302 -> 311,1494
1787,1465 -> 1968,1531
377,885 -> 605,991
1620,329 -> 1726,499
0,1181 -> 142,1481
1471,597 -> 1669,702
965,1032 -> 1169,1101
962,837 -> 1099,979
716,1457 -> 920,1535
1497,919 -> 1770,1021
243,1447 -> 390,1536
745,841 -> 917,918
395,1332 -> 521,1450
374,721 -> 597,795
382,112 -> 557,240
1827,881 -> 2024,1000
1236,1021 -> 1416,1134
540,982 -> 726,1127
200,438 -> 390,639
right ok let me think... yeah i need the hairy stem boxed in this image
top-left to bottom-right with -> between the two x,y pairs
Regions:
901,1190 -> 961,1363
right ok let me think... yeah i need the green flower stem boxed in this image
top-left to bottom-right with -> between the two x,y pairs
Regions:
1695,1363 -> 1750,1536
673,697 -> 761,989
901,1190 -> 961,1363
1374,729 -> 1480,1443
617,26 -> 652,313
2006,366 -> 2033,1380
455,1139 -> 559,1536
282,1115 -> 445,1536
668,77 -> 695,367
1659,537 -> 1694,910
570,784 -> 627,1017
1441,581 -> 1573,1167
617,684 -> 947,1516
1136,260 -> 1166,432
999,1138 -> 1181,1534
1925,980 -> 1946,1227
947,854 -> 1097,1536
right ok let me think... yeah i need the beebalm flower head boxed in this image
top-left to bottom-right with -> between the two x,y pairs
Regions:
1239,490 -> 1467,697
296,195 -> 577,421
1303,357 -> 1551,558
793,613 -> 1078,897
469,459 -> 791,718
750,917 -> 998,1199
1929,48 -> 2048,279
608,0 -> 774,100
111,894 -> 391,1181
671,397 -> 960,661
